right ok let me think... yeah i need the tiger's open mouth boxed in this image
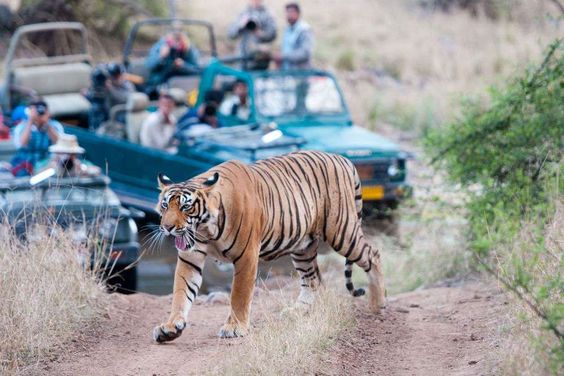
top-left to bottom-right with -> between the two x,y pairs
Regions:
175,236 -> 187,250
174,232 -> 194,251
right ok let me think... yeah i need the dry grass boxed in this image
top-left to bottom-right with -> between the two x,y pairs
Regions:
210,275 -> 355,375
493,199 -> 564,375
183,0 -> 561,134
0,222 -> 108,375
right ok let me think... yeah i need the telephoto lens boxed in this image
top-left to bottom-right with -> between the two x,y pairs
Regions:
245,19 -> 257,31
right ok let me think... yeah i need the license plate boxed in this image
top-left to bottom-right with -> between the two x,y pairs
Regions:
361,185 -> 384,200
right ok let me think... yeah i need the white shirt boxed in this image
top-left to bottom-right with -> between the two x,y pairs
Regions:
140,111 -> 177,151
219,95 -> 250,121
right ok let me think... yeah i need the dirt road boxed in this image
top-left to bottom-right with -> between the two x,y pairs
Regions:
40,278 -> 505,376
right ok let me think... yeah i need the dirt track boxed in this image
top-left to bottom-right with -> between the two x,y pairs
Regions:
40,279 -> 505,376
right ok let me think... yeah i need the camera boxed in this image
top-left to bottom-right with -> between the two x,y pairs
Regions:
87,65 -> 110,104
36,104 -> 47,116
244,18 -> 258,31
169,46 -> 183,60
91,66 -> 109,88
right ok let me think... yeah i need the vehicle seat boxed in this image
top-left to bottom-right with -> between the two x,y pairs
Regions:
167,76 -> 200,93
127,58 -> 150,85
12,62 -> 91,118
168,88 -> 189,118
0,139 -> 17,163
125,92 -> 150,143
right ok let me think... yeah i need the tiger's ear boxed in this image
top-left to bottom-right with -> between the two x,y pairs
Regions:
203,172 -> 219,187
158,173 -> 173,189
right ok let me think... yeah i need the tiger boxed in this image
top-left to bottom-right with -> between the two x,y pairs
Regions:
152,151 -> 385,343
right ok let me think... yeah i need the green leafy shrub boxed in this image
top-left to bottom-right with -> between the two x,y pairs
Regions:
19,0 -> 166,39
336,50 -> 356,71
425,39 -> 563,374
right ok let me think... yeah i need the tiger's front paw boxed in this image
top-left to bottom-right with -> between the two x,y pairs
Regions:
152,317 -> 186,343
218,322 -> 248,338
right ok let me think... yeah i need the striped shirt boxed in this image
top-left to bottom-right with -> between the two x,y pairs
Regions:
12,120 -> 64,166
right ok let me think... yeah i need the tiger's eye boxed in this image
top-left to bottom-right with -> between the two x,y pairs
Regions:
161,201 -> 168,209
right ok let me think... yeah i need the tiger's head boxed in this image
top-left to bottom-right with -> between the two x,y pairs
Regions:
156,172 -> 219,251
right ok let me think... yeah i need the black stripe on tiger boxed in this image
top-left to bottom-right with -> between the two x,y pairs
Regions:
344,259 -> 365,297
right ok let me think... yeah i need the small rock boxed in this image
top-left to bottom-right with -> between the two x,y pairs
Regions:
396,307 -> 409,313
470,333 -> 479,341
409,303 -> 421,308
468,360 -> 478,365
206,291 -> 230,305
452,338 -> 458,342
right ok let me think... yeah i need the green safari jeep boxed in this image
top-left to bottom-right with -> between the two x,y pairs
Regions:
185,61 -> 413,209
67,59 -> 413,213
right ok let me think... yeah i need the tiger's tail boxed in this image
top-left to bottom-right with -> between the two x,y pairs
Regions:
345,260 -> 366,297
344,166 -> 366,297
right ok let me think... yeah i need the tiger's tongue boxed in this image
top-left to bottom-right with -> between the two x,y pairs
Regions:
175,236 -> 187,250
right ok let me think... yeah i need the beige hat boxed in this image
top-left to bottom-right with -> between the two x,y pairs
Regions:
48,134 -> 85,154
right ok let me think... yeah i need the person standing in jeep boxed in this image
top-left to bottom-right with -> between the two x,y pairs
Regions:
228,0 -> 277,69
273,2 -> 313,70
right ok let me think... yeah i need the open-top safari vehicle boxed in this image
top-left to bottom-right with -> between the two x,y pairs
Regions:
1,19 -> 412,214
0,19 -> 412,292
67,58 -> 412,213
0,172 -> 141,292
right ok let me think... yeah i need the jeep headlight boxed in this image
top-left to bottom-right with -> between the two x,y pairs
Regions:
98,217 -> 118,240
387,160 -> 400,177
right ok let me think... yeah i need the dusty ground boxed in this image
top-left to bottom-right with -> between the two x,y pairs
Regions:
37,278 -> 506,376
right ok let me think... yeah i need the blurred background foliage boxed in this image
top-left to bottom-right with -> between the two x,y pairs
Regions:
17,0 -> 166,36
426,40 -> 563,374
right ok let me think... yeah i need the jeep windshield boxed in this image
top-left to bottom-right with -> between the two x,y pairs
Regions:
0,176 -> 121,211
254,73 -> 346,119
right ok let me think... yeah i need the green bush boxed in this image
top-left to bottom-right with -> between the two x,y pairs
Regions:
19,0 -> 167,39
425,39 -> 563,374
336,50 -> 356,71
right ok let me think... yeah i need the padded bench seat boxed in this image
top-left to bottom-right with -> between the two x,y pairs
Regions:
43,93 -> 91,118
13,62 -> 92,118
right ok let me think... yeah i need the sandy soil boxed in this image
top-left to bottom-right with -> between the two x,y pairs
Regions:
321,279 -> 506,375
37,278 -> 506,376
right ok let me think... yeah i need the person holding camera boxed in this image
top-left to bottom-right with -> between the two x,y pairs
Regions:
11,100 -> 64,176
35,134 -> 101,178
228,0 -> 277,69
273,3 -> 313,70
106,63 -> 135,109
85,65 -> 110,130
85,63 -> 135,130
145,30 -> 200,96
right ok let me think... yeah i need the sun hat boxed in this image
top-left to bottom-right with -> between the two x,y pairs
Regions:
48,134 -> 85,154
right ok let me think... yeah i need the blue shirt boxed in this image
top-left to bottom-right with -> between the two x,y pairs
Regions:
12,120 -> 64,167
281,21 -> 313,70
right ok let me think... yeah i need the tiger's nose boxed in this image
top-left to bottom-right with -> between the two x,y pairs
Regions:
161,225 -> 175,234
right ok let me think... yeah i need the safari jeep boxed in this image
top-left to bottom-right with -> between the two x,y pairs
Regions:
67,59 -> 412,214
0,173 -> 141,292
1,19 -> 411,214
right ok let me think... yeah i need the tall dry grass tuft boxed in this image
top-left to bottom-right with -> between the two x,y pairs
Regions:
0,222 -> 108,374
494,199 -> 564,375
211,275 -> 355,375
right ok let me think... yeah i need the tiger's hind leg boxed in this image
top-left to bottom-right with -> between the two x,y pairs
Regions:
290,237 -> 322,306
330,222 -> 386,313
